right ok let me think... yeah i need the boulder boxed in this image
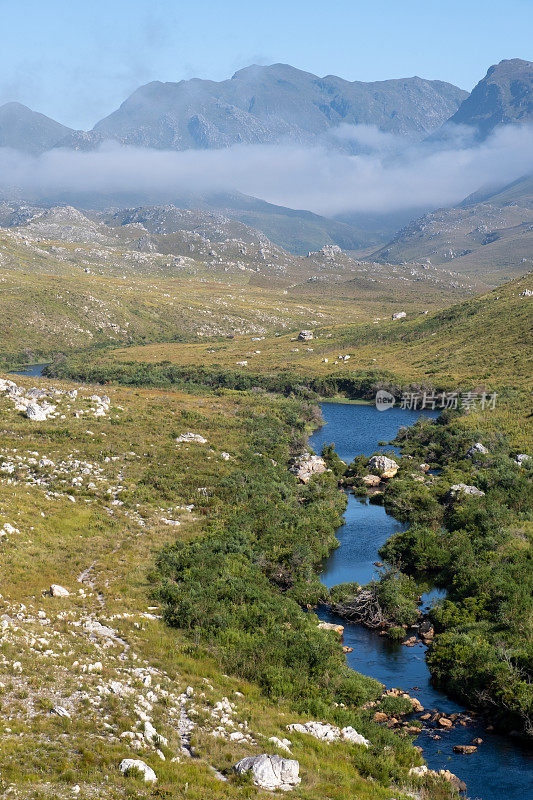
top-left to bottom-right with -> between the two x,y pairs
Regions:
367,455 -> 399,478
50,584 -> 70,597
438,717 -> 453,728
467,442 -> 488,458
515,453 -> 530,465
453,744 -> 477,754
297,330 -> 314,341
233,754 -> 300,791
446,483 -> 485,501
290,453 -> 327,483
119,758 -> 157,783
25,402 -> 48,421
318,621 -> 344,636
392,311 -> 406,320
373,712 -> 388,723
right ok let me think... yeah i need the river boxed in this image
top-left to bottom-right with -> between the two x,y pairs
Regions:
310,402 -> 532,800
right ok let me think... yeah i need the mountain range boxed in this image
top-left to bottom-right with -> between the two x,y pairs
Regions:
0,58 -> 531,271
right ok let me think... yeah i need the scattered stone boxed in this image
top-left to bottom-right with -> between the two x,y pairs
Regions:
287,721 -> 369,747
51,705 -> 71,718
233,754 -> 300,791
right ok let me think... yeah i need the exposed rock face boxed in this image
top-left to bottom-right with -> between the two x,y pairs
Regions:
89,64 -> 467,151
368,455 -> 399,478
287,721 -> 370,747
119,759 -> 157,783
233,754 -> 300,791
446,483 -> 485,501
290,453 -> 327,483
444,58 -> 533,139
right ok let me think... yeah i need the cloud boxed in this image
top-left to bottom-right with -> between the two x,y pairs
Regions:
0,123 -> 532,217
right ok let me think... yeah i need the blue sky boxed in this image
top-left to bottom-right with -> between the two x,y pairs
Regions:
1,0 -> 531,129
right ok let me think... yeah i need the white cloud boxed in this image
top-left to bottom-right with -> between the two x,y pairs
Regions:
0,122 -> 532,217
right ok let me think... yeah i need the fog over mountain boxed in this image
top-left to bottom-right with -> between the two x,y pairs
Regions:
0,59 -> 531,258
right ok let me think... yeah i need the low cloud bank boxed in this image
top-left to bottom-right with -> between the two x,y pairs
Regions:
1,123 -> 532,216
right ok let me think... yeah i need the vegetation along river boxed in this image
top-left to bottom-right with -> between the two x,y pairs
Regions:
309,402 -> 532,800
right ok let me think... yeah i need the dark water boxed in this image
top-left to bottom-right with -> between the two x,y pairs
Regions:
10,363 -> 49,377
310,402 -> 532,800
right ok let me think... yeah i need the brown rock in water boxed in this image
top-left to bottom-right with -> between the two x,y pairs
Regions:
342,646 -> 353,653
438,717 -> 453,728
472,738 -> 483,745
453,744 -> 477,754
420,713 -> 432,721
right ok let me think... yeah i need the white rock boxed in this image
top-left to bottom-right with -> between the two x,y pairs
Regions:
467,442 -> 488,457
25,402 -> 48,421
51,705 -> 71,719
368,455 -> 399,477
392,311 -> 406,320
176,433 -> 207,444
233,754 -> 300,791
290,453 -> 327,483
50,584 -> 70,597
119,758 -> 157,783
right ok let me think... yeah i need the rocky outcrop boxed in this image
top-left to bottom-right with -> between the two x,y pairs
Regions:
362,474 -> 381,486
287,721 -> 370,747
290,453 -> 327,483
233,754 -> 300,791
317,621 -> 344,636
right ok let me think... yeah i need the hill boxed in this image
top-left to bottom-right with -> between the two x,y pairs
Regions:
0,102 -> 73,154
371,175 -> 533,283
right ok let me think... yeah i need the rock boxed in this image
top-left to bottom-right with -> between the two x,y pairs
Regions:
233,754 -> 300,791
467,442 -> 488,457
268,736 -> 292,753
515,453 -> 530,465
373,712 -> 388,723
176,433 -> 207,444
362,474 -> 381,486
51,705 -> 71,718
446,483 -> 485,501
342,646 -> 353,653
119,758 -> 157,783
472,737 -> 483,745
368,455 -> 399,478
297,330 -> 314,341
287,721 -> 369,747
439,770 -> 467,792
392,311 -> 406,320
50,584 -> 70,597
438,717 -> 453,728
290,453 -> 327,483
410,697 -> 424,713
318,622 -> 344,636
25,402 -> 48,421
409,765 -> 428,777
453,744 -> 477,754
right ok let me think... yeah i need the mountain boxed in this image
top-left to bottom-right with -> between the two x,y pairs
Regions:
371,174 -> 533,283
0,102 -> 73,154
441,58 -> 533,139
69,63 -> 467,151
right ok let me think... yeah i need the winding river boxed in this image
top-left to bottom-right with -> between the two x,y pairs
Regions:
310,402 -> 532,800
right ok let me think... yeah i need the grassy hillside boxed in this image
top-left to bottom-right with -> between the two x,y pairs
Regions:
0,371 -> 456,799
